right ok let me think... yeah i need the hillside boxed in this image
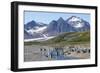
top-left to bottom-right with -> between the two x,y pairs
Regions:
24,31 -> 90,46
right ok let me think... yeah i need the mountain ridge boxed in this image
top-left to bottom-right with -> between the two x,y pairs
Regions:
24,16 -> 90,40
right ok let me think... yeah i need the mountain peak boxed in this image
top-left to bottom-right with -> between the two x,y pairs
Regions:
68,16 -> 82,22
27,20 -> 36,24
67,16 -> 85,28
51,20 -> 57,23
70,16 -> 77,18
57,17 -> 64,21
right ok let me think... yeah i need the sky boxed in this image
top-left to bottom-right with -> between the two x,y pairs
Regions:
24,11 -> 90,24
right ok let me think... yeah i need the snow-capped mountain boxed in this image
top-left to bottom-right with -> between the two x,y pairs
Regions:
24,16 -> 90,41
67,16 -> 84,28
46,16 -> 90,36
67,16 -> 90,32
24,20 -> 47,30
24,20 -> 48,40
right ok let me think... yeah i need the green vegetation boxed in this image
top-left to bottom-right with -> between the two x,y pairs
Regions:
24,31 -> 90,46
